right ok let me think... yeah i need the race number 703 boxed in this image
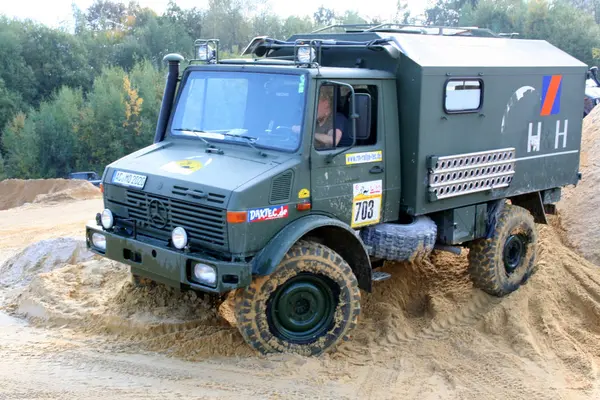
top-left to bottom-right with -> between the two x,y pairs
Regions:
352,197 -> 381,227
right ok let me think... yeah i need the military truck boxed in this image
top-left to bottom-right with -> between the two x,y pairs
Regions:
86,24 -> 587,356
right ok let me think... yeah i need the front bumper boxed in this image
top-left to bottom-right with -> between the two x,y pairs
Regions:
85,221 -> 252,294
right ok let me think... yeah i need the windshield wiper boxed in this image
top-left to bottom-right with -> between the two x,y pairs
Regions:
219,132 -> 267,157
174,128 -> 267,157
173,129 -> 224,154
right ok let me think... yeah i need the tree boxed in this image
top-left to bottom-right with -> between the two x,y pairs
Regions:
0,152 -> 6,181
2,112 -> 39,179
313,6 -> 336,27
17,23 -> 94,105
34,87 -> 84,178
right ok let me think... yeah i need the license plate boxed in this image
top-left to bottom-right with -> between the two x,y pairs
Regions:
112,170 -> 147,189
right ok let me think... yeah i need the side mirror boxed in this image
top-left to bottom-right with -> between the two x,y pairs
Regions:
349,93 -> 372,141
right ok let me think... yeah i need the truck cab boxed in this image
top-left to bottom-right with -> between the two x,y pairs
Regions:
86,25 -> 587,356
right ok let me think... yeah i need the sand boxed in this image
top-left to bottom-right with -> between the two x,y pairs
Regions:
0,114 -> 600,398
558,106 -> 600,265
0,178 -> 101,210
0,217 -> 599,398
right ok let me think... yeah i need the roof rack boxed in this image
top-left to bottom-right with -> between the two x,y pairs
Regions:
311,23 -> 384,33
310,22 -> 514,38
239,36 -> 400,65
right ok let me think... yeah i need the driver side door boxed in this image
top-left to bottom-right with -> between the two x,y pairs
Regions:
310,80 -> 385,230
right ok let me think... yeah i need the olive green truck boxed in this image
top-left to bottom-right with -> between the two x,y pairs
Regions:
86,24 -> 587,356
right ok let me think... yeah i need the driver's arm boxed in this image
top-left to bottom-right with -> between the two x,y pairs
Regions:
314,128 -> 342,146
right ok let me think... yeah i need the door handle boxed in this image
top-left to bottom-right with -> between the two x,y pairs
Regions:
370,165 -> 384,174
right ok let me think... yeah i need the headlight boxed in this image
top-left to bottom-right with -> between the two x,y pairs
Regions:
171,227 -> 188,249
193,263 -> 216,287
297,46 -> 315,64
101,209 -> 114,229
91,233 -> 106,250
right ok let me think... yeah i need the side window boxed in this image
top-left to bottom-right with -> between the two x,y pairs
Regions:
313,83 -> 378,151
444,79 -> 483,113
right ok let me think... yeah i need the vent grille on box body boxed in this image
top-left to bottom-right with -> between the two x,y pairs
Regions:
270,170 -> 293,203
427,147 -> 516,201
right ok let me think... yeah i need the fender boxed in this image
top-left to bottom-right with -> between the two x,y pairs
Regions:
251,215 -> 373,292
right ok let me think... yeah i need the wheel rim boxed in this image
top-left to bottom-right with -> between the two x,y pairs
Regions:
268,273 -> 337,344
503,234 -> 527,275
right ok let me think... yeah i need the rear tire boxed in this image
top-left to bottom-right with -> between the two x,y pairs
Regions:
233,240 -> 361,356
467,204 -> 538,297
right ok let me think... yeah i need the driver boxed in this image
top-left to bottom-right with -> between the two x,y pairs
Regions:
292,85 -> 347,149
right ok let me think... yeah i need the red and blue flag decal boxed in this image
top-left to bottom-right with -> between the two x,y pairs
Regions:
540,75 -> 562,116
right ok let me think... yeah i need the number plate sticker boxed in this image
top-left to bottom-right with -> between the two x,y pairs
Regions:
351,180 -> 382,228
111,170 -> 147,189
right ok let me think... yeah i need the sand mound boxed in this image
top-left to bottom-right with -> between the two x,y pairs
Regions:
3,220 -> 600,394
557,105 -> 600,265
2,250 -> 254,359
0,178 -> 101,210
0,238 -> 96,289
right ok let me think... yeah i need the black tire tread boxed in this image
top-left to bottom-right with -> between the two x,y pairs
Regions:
360,216 -> 437,262
467,204 -> 538,297
232,240 -> 361,356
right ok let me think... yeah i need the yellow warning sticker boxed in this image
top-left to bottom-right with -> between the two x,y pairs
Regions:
161,160 -> 203,175
298,188 -> 310,199
345,150 -> 382,165
351,180 -> 382,228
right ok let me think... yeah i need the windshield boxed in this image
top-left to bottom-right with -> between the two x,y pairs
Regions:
169,70 -> 307,152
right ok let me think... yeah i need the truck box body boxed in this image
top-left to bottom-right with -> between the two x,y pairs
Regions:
282,32 -> 588,216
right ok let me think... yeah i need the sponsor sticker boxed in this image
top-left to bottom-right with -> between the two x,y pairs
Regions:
161,159 -> 203,175
345,150 -> 383,165
298,188 -> 310,199
248,205 -> 289,223
351,180 -> 382,228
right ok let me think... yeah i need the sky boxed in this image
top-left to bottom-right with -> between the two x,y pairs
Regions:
0,0 -> 431,29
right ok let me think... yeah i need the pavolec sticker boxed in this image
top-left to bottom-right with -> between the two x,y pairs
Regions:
248,205 -> 289,223
351,180 -> 382,228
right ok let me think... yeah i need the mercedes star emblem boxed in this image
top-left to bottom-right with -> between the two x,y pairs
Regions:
148,199 -> 168,228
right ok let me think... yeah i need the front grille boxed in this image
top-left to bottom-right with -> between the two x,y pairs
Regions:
108,189 -> 227,250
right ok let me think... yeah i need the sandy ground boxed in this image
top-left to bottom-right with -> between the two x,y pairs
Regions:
0,200 -> 599,398
1,161 -> 600,398
558,108 -> 600,265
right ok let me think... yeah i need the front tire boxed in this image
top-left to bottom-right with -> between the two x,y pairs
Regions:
467,204 -> 538,297
233,240 -> 361,356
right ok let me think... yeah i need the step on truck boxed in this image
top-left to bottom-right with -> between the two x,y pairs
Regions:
86,24 -> 587,356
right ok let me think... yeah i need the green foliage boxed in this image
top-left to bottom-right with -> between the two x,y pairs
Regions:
1,0 -> 600,179
2,112 -> 39,178
0,153 -> 5,181
2,88 -> 83,178
457,0 -> 600,66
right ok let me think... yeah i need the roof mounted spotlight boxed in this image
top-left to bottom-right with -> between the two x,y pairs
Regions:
193,39 -> 219,64
296,45 -> 316,64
